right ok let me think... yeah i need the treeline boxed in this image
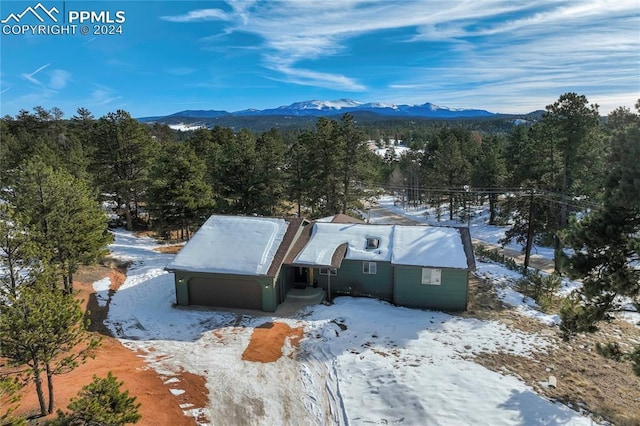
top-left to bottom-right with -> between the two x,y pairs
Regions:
1,109 -> 383,239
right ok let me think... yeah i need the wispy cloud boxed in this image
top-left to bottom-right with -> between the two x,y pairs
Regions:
160,8 -> 229,23
21,63 -> 50,85
84,83 -> 123,107
268,64 -> 366,91
0,87 -> 11,95
167,0 -> 638,110
49,69 -> 71,90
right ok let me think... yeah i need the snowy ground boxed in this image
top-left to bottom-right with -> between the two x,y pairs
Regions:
101,229 -> 598,425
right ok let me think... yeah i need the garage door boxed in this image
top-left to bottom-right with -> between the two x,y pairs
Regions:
188,276 -> 263,310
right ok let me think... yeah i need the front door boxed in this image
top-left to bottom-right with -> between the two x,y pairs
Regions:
293,267 -> 308,288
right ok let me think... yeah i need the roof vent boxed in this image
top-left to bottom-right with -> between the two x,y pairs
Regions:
366,237 -> 380,250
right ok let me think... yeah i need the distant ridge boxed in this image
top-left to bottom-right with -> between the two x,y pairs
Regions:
139,98 -> 498,122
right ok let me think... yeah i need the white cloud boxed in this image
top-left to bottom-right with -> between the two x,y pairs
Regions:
158,0 -> 639,110
49,69 -> 71,90
21,63 -> 50,86
268,64 -> 366,91
160,8 -> 229,23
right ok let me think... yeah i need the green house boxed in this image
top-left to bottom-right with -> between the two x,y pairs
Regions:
286,222 -> 475,311
165,215 -> 307,312
166,215 -> 475,312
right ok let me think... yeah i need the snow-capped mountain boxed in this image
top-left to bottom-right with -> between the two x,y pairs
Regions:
139,99 -> 497,122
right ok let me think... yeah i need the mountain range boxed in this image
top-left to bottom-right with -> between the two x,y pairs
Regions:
139,99 -> 500,122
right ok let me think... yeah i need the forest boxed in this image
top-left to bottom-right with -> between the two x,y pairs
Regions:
0,92 -> 638,422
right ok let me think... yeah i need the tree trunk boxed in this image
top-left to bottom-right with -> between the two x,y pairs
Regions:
523,192 -> 536,274
124,203 -> 133,231
46,363 -> 55,414
489,193 -> 497,225
68,268 -> 74,294
33,364 -> 47,416
449,193 -> 454,221
553,233 -> 562,273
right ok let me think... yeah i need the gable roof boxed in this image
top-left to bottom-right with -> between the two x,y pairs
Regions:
166,215 -> 303,277
290,223 -> 474,270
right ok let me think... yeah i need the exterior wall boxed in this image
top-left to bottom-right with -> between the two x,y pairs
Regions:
314,260 -> 394,300
393,266 -> 468,311
171,270 -> 277,312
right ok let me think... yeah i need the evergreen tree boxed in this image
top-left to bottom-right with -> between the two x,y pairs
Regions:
313,117 -> 342,215
427,130 -> 471,220
542,93 -> 603,224
12,162 -> 111,293
0,277 -> 100,416
561,104 -> 640,333
0,204 -> 39,298
91,110 -> 155,230
147,141 -> 214,239
339,113 -> 368,214
0,375 -> 25,425
286,130 -> 316,217
50,372 -> 141,425
471,135 -> 506,224
252,128 -> 286,215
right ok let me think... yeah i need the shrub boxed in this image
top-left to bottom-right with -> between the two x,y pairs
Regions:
48,372 -> 141,426
595,342 -> 625,362
559,295 -> 600,339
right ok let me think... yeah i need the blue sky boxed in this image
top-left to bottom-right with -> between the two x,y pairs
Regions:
1,0 -> 638,118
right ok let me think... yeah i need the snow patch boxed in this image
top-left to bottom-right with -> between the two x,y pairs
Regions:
92,277 -> 111,307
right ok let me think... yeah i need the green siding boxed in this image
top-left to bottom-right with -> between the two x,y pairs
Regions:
314,260 -> 394,300
393,266 -> 468,311
174,271 -> 190,305
259,275 -> 277,312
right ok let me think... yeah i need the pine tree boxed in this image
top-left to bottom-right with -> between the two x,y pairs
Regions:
12,161 -> 112,293
560,102 -> 640,336
0,204 -> 39,298
253,128 -> 286,215
471,135 -> 507,224
90,110 -> 155,230
0,276 -> 100,416
147,141 -> 214,239
0,375 -> 25,425
428,130 -> 472,220
286,130 -> 316,217
313,117 -> 342,215
339,113 -> 368,214
50,372 -> 141,425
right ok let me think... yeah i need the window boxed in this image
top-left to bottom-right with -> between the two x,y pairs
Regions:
421,268 -> 442,285
363,262 -> 377,274
319,267 -> 337,276
366,237 -> 380,249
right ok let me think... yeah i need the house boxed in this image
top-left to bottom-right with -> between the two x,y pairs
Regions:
166,215 -> 475,312
286,222 -> 475,310
165,215 -> 308,312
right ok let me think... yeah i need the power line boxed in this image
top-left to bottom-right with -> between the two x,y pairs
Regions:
374,184 -> 603,211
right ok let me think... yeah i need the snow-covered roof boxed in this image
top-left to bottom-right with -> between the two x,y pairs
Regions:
166,216 -> 288,276
293,223 -> 470,269
392,226 -> 468,269
294,223 -> 394,266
